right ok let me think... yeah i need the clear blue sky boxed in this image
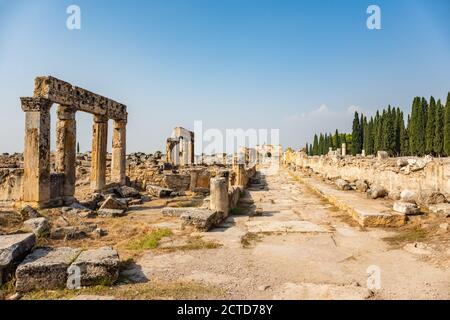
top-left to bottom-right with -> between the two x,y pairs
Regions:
0,0 -> 449,153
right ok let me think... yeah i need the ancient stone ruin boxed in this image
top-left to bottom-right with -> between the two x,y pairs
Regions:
21,76 -> 127,208
165,127 -> 195,167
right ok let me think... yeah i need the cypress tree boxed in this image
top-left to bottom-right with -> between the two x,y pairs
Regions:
400,112 -> 409,156
416,97 -> 428,155
444,93 -> 450,155
313,134 -> 319,155
426,97 -> 436,154
319,133 -> 324,155
309,144 -> 313,156
374,111 -> 381,153
384,106 -> 396,155
367,117 -> 374,155
351,112 -> 361,155
434,99 -> 444,156
409,97 -> 419,155
334,129 -> 341,150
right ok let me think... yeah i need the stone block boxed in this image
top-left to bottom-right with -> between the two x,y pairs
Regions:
393,201 -> 420,215
22,217 -> 50,237
428,203 -> 450,217
70,247 -> 119,287
146,185 -> 173,198
0,233 -> 36,285
335,179 -> 352,191
15,247 -> 81,292
99,195 -> 127,211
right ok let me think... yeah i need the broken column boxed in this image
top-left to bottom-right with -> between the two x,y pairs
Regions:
90,115 -> 108,191
111,119 -> 127,185
21,97 -> 52,208
55,105 -> 77,203
210,177 -> 229,217
341,143 -> 347,156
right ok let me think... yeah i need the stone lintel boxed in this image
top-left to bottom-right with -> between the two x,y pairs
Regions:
33,76 -> 127,120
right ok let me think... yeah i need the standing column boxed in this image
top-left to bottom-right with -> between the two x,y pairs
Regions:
90,115 -> 108,191
56,105 -> 76,202
190,133 -> 195,165
111,119 -> 127,185
21,97 -> 52,208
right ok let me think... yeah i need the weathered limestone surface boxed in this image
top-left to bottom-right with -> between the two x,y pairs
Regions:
70,247 -> 119,287
0,233 -> 36,285
210,177 -> 229,217
90,115 -> 108,191
22,217 -> 51,237
284,152 -> 450,207
111,120 -> 127,185
21,97 -> 52,207
55,105 -> 77,201
16,247 -> 81,292
298,175 -> 406,227
393,201 -> 420,215
166,127 -> 195,166
162,207 -> 224,231
33,76 -> 127,120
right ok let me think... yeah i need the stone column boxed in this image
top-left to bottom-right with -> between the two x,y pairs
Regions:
90,115 -> 108,191
165,139 -> 173,164
21,97 -> 52,208
209,177 -> 229,217
190,133 -> 195,165
111,119 -> 127,185
341,143 -> 347,156
235,163 -> 246,187
55,105 -> 76,202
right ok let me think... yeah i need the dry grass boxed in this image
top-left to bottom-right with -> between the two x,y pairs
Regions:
160,236 -> 221,252
241,232 -> 263,248
21,280 -> 225,300
126,228 -> 173,250
383,224 -> 429,247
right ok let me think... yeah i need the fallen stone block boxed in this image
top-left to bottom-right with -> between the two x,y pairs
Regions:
97,208 -> 127,218
377,151 -> 388,160
162,207 -> 223,231
99,195 -> 127,211
20,206 -> 40,219
15,247 -> 82,292
335,179 -> 352,191
0,233 -> 36,286
69,247 -> 119,287
146,185 -> 173,198
428,203 -> 450,217
355,180 -> 369,193
367,185 -> 387,199
22,217 -> 50,237
393,201 -> 420,215
400,190 -> 417,204
50,224 -> 97,240
423,192 -> 447,205
117,185 -> 140,198
396,158 -> 408,167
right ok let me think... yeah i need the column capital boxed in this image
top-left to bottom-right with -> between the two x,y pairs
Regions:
113,118 -> 127,128
93,114 -> 109,123
57,105 -> 76,120
21,97 -> 52,112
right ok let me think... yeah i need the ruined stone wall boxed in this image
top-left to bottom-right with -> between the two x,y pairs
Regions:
284,150 -> 450,200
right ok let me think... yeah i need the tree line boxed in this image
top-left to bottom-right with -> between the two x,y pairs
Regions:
306,92 -> 450,157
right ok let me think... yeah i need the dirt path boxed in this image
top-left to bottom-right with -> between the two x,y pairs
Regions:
129,166 -> 450,300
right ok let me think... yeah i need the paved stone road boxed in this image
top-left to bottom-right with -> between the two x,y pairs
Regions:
133,166 -> 450,299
